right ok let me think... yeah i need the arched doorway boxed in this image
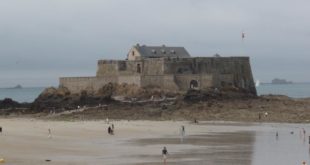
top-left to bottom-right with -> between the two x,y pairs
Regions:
137,64 -> 141,73
190,80 -> 198,89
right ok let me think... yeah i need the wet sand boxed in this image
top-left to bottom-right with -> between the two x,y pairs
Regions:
0,119 -> 309,165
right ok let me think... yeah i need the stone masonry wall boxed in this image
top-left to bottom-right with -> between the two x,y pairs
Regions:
162,57 -> 256,94
59,76 -> 141,94
60,56 -> 256,95
97,60 -> 143,76
96,60 -> 119,77
142,58 -> 164,75
59,77 -> 118,94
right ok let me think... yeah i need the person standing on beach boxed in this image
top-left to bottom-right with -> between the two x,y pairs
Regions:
180,125 -> 185,142
48,128 -> 52,138
108,126 -> 111,135
194,119 -> 198,124
111,124 -> 115,134
108,126 -> 114,135
162,146 -> 168,165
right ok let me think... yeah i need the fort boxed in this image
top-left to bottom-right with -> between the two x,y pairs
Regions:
59,44 -> 257,95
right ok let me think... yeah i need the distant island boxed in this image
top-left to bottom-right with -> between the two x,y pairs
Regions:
11,85 -> 23,89
271,78 -> 293,84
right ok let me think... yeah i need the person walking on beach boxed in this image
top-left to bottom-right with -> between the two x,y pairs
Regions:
162,146 -> 168,165
108,126 -> 114,135
194,119 -> 198,124
108,126 -> 111,135
111,124 -> 115,134
180,125 -> 185,142
48,128 -> 52,138
182,126 -> 185,134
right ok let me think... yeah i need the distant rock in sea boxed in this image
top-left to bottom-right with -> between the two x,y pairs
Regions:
12,85 -> 22,89
271,78 -> 293,84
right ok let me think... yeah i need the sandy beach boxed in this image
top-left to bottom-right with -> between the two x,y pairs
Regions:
0,119 -> 251,165
1,118 -> 310,165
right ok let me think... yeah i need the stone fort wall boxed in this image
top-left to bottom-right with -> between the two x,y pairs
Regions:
59,57 -> 256,95
59,76 -> 141,94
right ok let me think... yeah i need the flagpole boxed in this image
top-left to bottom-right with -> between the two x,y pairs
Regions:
241,31 -> 245,56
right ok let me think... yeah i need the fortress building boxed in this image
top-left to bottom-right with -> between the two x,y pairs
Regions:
59,44 -> 257,95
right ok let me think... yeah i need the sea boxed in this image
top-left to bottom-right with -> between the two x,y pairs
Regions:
0,83 -> 310,103
257,83 -> 310,98
0,87 -> 45,103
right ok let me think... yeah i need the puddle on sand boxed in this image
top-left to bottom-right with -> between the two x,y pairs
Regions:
128,131 -> 255,165
125,123 -> 310,165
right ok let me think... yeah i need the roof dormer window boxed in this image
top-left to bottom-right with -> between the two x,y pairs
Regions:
152,49 -> 157,54
161,49 -> 166,54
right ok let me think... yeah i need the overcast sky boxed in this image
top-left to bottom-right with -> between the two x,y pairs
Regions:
0,0 -> 309,87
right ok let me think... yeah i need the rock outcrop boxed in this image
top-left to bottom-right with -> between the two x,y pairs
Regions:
32,83 -> 180,112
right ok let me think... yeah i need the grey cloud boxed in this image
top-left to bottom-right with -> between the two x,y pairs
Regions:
0,0 -> 309,87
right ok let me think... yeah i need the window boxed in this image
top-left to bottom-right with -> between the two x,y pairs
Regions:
137,64 -> 141,73
161,49 -> 166,54
132,51 -> 135,56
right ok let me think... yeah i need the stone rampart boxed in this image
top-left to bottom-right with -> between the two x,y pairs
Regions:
96,60 -> 119,77
59,76 -> 118,94
162,57 -> 256,94
60,56 -> 256,95
118,75 -> 141,86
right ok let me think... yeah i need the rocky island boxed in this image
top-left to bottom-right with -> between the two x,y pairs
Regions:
1,45 -> 310,123
271,78 -> 293,84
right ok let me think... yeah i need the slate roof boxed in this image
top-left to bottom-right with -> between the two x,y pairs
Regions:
134,44 -> 191,58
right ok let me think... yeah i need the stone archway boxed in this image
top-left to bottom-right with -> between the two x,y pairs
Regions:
137,64 -> 141,73
190,80 -> 198,89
